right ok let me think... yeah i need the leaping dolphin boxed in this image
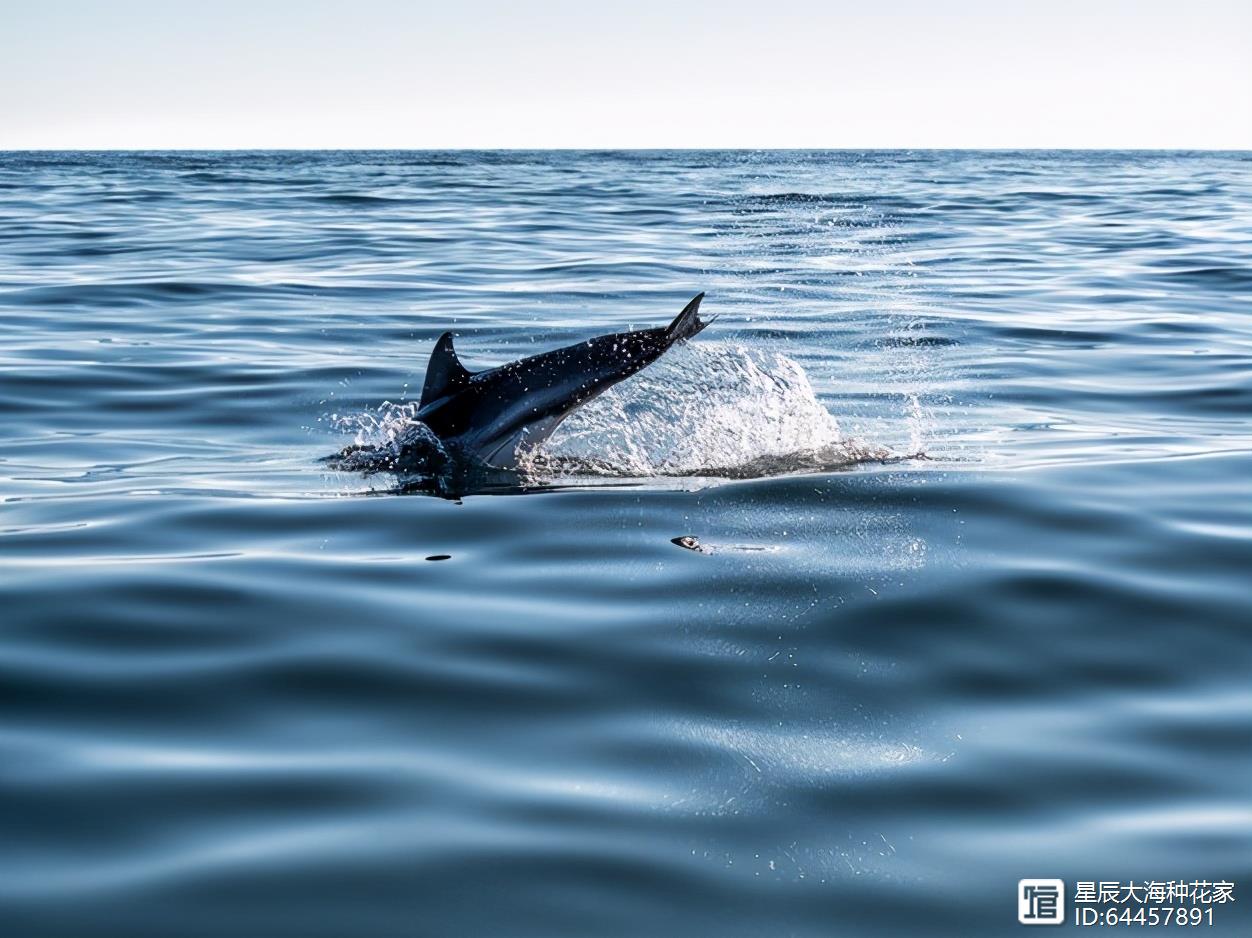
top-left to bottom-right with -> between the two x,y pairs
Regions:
331,292 -> 713,474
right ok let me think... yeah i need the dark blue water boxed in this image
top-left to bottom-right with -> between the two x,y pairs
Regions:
2,151 -> 1250,936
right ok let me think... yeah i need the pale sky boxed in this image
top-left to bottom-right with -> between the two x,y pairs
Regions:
2,0 -> 1249,149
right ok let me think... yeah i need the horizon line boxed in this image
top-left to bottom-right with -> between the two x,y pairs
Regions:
3,146 -> 1250,153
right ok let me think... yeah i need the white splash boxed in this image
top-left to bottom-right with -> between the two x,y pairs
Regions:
328,402 -> 447,473
527,342 -> 888,479
331,342 -> 891,481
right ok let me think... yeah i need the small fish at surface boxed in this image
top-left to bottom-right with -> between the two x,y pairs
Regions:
671,535 -> 706,552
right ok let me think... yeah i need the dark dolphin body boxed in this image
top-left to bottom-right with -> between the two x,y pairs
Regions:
329,293 -> 713,478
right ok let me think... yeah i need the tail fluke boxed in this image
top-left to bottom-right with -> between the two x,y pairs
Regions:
664,292 -> 713,344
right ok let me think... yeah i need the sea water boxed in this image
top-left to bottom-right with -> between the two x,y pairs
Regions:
1,150 -> 1249,936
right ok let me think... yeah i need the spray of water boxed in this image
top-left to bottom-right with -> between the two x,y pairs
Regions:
329,343 -> 893,485
525,342 -> 889,479
326,405 -> 449,474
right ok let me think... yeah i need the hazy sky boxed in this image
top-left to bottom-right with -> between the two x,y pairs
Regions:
3,0 -> 1249,148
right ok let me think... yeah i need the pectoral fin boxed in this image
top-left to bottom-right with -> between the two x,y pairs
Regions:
476,413 -> 569,469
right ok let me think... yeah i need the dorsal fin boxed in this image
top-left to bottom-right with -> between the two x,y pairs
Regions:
420,332 -> 473,407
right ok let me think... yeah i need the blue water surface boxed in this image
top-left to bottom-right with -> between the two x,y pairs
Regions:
1,150 -> 1250,936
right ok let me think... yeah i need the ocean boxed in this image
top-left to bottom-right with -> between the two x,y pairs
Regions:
1,150 -> 1249,935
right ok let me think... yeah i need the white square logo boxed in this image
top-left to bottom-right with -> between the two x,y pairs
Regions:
1019,879 -> 1065,925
